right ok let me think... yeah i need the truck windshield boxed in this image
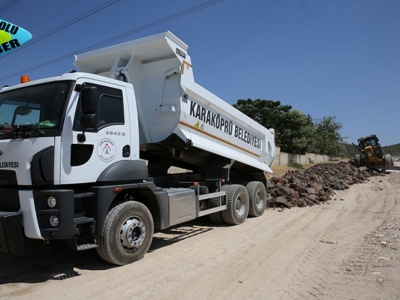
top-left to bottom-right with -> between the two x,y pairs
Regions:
0,81 -> 73,137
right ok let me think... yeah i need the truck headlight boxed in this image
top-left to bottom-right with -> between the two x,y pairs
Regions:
47,196 -> 57,208
50,215 -> 59,227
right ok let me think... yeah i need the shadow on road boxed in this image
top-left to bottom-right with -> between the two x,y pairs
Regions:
150,217 -> 215,252
0,217 -> 217,285
0,245 -> 110,285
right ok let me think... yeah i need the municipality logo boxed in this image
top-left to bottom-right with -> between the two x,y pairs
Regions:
97,138 -> 116,162
0,19 -> 32,56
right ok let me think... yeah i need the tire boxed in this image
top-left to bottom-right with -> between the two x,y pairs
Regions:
354,154 -> 361,167
209,211 -> 225,224
208,190 -> 225,224
384,154 -> 392,171
221,185 -> 249,225
246,181 -> 267,217
96,201 -> 154,266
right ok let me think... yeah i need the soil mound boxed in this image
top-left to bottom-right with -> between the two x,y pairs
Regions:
268,162 -> 384,208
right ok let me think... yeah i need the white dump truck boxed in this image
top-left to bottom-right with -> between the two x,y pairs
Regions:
0,31 -> 275,265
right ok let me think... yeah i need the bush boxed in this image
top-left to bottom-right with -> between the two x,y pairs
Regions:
287,162 -> 304,170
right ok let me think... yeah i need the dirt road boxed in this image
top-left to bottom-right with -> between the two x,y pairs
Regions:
1,172 -> 399,299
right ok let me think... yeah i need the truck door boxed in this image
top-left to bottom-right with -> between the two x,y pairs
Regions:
59,81 -> 132,184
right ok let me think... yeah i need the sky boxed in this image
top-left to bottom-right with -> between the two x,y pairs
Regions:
1,0 -> 399,146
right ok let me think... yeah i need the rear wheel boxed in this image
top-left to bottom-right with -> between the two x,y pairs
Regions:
221,185 -> 249,225
209,210 -> 225,224
354,154 -> 361,167
384,154 -> 392,171
246,181 -> 267,217
96,201 -> 154,265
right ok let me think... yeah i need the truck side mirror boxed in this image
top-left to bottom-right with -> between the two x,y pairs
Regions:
80,86 -> 97,113
80,114 -> 96,129
78,86 -> 97,142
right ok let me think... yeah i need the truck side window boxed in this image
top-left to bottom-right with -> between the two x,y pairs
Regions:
98,95 -> 124,128
73,83 -> 124,131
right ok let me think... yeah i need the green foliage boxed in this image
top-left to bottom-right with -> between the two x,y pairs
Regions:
382,144 -> 400,157
308,116 -> 346,157
278,110 -> 314,154
287,162 -> 304,169
343,142 -> 400,159
233,99 -> 314,153
233,99 -> 292,129
342,142 -> 359,158
233,99 -> 346,157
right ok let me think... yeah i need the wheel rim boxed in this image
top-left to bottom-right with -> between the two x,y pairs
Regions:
120,216 -> 146,252
255,191 -> 264,210
235,194 -> 246,216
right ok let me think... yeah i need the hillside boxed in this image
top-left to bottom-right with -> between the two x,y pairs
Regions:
343,143 -> 358,158
382,143 -> 400,157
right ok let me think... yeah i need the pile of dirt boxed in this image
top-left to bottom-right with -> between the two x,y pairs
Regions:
267,162 -> 384,208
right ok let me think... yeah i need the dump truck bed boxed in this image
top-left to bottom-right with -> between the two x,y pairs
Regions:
75,31 -> 275,173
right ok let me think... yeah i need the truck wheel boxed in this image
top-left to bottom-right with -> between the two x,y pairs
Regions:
209,211 -> 225,224
221,185 -> 249,225
246,181 -> 267,217
96,201 -> 154,265
384,154 -> 392,171
354,154 -> 361,167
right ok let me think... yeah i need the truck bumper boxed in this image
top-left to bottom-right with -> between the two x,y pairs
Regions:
0,212 -> 25,255
0,211 -> 50,257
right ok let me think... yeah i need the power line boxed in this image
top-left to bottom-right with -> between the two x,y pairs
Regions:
27,0 -> 82,29
83,0 -> 226,49
0,0 -> 225,82
0,0 -> 119,59
0,0 -> 20,15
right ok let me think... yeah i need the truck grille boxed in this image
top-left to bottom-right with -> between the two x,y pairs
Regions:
0,189 -> 20,211
0,170 -> 17,185
0,171 -> 19,211
74,198 -> 84,214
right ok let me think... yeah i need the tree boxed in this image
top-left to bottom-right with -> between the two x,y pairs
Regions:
233,99 -> 314,153
310,116 -> 345,156
233,99 -> 292,129
278,110 -> 315,154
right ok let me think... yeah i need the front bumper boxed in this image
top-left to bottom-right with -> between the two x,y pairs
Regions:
0,211 -> 51,256
0,212 -> 25,255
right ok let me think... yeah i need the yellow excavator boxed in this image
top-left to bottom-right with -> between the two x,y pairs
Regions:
352,134 -> 392,171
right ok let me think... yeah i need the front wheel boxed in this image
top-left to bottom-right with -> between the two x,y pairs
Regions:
96,201 -> 154,265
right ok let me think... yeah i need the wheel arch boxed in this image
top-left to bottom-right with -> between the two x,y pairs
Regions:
120,187 -> 163,230
97,160 -> 148,182
94,182 -> 168,233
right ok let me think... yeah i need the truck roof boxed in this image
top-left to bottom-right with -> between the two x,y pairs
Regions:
74,31 -> 188,75
0,72 -> 132,93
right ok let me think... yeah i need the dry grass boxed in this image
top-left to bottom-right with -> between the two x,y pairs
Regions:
267,163 -> 320,178
267,159 -> 350,179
